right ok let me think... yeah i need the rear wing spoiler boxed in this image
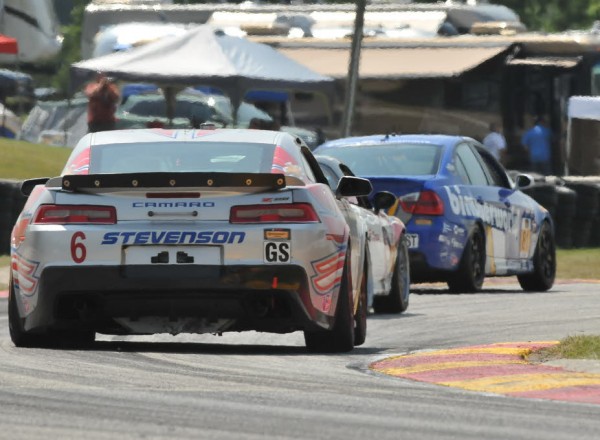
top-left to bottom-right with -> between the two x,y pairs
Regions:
22,172 -> 288,195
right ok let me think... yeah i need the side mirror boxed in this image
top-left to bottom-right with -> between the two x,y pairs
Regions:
21,177 -> 50,196
514,173 -> 534,190
372,191 -> 397,214
336,175 -> 372,198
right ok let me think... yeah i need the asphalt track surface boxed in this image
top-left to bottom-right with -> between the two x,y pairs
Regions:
0,279 -> 600,439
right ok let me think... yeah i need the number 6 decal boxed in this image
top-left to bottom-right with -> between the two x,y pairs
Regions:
71,231 -> 87,263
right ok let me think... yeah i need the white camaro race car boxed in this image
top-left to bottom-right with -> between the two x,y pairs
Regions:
9,128 -> 400,352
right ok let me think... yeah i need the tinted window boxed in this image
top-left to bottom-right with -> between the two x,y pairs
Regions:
89,142 -> 276,174
318,163 -> 339,189
474,146 -> 510,188
455,143 -> 489,186
320,143 -> 442,176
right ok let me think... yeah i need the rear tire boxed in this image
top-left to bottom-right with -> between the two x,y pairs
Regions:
373,235 -> 410,313
9,278 -> 95,349
517,221 -> 556,292
9,279 -> 49,348
304,253 -> 355,353
353,257 -> 368,346
447,227 -> 485,293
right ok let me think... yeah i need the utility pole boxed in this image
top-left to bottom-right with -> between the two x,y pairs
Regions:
341,0 -> 366,137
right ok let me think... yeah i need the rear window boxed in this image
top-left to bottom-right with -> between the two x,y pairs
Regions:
88,142 -> 277,174
321,143 -> 442,176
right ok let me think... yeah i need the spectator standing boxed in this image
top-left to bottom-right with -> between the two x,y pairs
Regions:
85,73 -> 120,133
482,122 -> 507,163
521,116 -> 552,175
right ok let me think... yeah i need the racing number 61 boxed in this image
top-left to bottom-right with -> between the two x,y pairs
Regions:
71,231 -> 87,263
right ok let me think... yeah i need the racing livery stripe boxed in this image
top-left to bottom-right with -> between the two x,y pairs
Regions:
310,249 -> 346,294
11,254 -> 40,296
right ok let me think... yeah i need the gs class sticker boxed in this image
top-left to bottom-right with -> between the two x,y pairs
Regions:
263,228 -> 291,263
264,241 -> 291,263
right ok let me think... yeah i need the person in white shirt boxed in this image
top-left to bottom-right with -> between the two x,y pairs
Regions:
482,122 -> 507,163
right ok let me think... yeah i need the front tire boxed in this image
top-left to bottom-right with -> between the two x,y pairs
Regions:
373,234 -> 410,314
517,221 -> 556,291
447,227 -> 485,293
304,253 -> 355,353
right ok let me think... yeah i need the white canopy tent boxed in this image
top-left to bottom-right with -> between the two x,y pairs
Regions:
70,25 -> 335,124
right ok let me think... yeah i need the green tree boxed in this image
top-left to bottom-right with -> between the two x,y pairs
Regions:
412,0 -> 600,32
497,0 -> 598,32
52,0 -> 90,96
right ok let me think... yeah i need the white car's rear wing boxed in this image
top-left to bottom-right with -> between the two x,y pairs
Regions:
53,172 -> 287,194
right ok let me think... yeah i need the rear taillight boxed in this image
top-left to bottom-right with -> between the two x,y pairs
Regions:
398,190 -> 444,216
33,205 -> 117,224
230,203 -> 320,223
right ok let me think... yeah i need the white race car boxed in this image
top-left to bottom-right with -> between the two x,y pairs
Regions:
316,155 -> 410,314
10,128 -> 378,352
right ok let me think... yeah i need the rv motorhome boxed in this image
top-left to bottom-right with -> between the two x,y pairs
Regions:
0,0 -> 62,65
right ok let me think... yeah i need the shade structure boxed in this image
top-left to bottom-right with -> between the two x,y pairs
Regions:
277,44 -> 512,79
0,34 -> 18,55
70,25 -> 334,122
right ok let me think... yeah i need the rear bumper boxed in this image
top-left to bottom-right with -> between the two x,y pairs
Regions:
407,217 -> 469,280
19,264 -> 330,335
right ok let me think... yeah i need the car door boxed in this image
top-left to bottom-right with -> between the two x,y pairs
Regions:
472,144 -> 536,267
453,142 -> 520,274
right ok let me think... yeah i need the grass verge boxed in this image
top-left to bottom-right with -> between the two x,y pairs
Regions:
530,335 -> 600,362
0,255 -> 9,291
0,138 -> 71,179
556,248 -> 600,280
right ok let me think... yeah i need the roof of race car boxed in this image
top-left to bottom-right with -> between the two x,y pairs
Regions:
315,133 -> 469,150
63,128 -> 309,177
80,128 -> 294,146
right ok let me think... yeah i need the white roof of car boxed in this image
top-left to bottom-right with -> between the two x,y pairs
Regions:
82,128 -> 291,146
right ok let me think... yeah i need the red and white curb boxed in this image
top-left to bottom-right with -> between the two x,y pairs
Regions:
370,342 -> 600,405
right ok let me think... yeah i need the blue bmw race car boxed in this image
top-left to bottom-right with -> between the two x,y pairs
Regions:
315,134 -> 556,292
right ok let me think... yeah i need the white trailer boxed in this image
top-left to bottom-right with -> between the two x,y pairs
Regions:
567,96 -> 600,175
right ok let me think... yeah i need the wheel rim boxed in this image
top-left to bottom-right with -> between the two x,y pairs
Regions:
538,226 -> 556,278
470,232 -> 484,282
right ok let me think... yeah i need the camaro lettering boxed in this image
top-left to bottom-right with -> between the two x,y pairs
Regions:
132,202 -> 215,208
101,231 -> 245,245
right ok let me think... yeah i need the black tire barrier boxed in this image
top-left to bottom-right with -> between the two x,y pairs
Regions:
590,217 -> 600,247
564,181 -> 600,219
557,177 -> 600,248
572,218 -> 594,248
553,185 -> 577,248
555,185 -> 578,217
0,180 -> 18,255
522,183 -> 559,222
522,183 -> 558,209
